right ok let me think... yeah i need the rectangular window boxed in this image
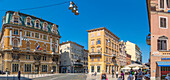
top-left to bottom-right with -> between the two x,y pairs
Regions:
13,29 -> 19,35
43,56 -> 47,61
106,39 -> 108,45
158,40 -> 167,50
167,0 -> 170,8
160,0 -> 164,9
160,17 -> 167,28
43,35 -> 47,40
26,55 -> 30,59
97,57 -> 100,61
42,65 -> 48,72
91,48 -> 94,53
109,49 -> 111,54
52,66 -> 56,72
26,31 -> 31,37
106,47 -> 108,53
35,33 -> 39,38
91,34 -> 94,37
91,57 -> 94,61
12,64 -> 19,72
53,38 -> 56,43
97,32 -> 100,36
24,64 -> 31,72
91,40 -> 95,45
91,66 -> 94,72
97,47 -> 101,53
27,22 -> 30,26
97,66 -> 100,72
36,23 -> 39,28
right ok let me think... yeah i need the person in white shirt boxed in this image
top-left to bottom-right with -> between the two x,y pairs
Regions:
127,72 -> 133,80
116,71 -> 118,78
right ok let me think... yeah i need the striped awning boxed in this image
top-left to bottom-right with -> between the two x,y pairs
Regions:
157,61 -> 170,67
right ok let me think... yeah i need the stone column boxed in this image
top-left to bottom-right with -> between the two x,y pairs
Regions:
9,27 -> 12,46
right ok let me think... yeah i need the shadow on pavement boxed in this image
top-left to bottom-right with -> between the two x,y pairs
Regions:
0,76 -> 32,80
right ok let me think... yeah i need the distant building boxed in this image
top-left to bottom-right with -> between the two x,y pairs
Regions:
59,41 -> 87,73
83,49 -> 88,73
126,54 -> 131,65
87,27 -> 119,74
119,40 -> 127,67
0,11 -> 60,74
126,41 -> 142,64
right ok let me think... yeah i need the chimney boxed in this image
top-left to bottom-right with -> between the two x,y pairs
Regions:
3,16 -> 5,24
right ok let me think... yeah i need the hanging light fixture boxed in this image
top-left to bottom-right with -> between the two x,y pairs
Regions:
75,9 -> 79,15
72,7 -> 76,13
69,1 -> 73,10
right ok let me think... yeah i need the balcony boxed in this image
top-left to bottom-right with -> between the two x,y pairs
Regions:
159,51 -> 170,56
146,34 -> 151,45
12,47 -> 20,51
89,52 -> 102,56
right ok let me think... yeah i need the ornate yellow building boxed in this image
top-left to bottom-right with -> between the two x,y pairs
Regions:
87,27 -> 119,74
0,11 -> 60,74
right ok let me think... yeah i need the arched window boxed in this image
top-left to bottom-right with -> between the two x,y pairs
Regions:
26,41 -> 30,50
43,22 -> 48,31
13,39 -> 18,47
25,16 -> 32,27
158,36 -> 168,50
34,19 -> 40,29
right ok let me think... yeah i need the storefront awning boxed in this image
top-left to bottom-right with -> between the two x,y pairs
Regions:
157,62 -> 170,67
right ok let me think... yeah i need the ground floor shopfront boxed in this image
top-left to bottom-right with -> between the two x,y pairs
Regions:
88,62 -> 119,74
0,51 -> 59,74
60,64 -> 85,73
151,55 -> 170,80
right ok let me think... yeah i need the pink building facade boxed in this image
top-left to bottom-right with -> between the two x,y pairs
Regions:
147,0 -> 170,79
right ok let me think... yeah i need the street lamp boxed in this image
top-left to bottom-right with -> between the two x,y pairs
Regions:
69,1 -> 79,15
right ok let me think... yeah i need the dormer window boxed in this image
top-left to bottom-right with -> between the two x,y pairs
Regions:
11,12 -> 20,24
43,22 -> 48,31
14,17 -> 19,23
34,19 -> 40,29
51,24 -> 58,34
25,17 -> 32,27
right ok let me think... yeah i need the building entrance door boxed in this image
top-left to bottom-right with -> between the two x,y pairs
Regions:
35,65 -> 39,74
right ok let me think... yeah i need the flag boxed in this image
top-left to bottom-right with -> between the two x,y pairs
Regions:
36,45 -> 40,50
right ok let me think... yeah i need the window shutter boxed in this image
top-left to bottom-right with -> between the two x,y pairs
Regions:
158,40 -> 161,50
160,0 -> 164,8
164,18 -> 166,28
164,40 -> 167,50
167,0 -> 170,8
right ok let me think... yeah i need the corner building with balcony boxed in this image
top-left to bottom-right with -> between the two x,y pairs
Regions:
0,11 -> 60,74
147,0 -> 170,79
87,27 -> 120,74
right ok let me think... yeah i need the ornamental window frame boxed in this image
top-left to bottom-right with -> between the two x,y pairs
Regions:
13,29 -> 19,35
51,24 -> 58,34
43,22 -> 48,31
25,16 -> 32,27
34,19 -> 40,29
11,12 -> 21,24
13,39 -> 19,47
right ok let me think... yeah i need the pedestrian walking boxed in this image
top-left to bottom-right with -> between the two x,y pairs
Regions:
18,71 -> 21,80
144,70 -> 150,80
127,72 -> 133,80
121,71 -> 124,80
116,71 -> 118,78
165,73 -> 170,80
112,70 -> 114,78
135,71 -> 138,80
137,68 -> 143,80
117,76 -> 122,80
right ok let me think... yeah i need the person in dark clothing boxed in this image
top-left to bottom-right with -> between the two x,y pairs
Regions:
112,70 -> 114,78
135,71 -> 138,80
18,71 -> 21,80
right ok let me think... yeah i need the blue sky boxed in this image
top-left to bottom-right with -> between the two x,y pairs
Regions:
0,0 -> 150,63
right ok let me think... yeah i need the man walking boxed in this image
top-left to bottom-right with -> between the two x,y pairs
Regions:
137,68 -> 143,80
18,71 -> 21,80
